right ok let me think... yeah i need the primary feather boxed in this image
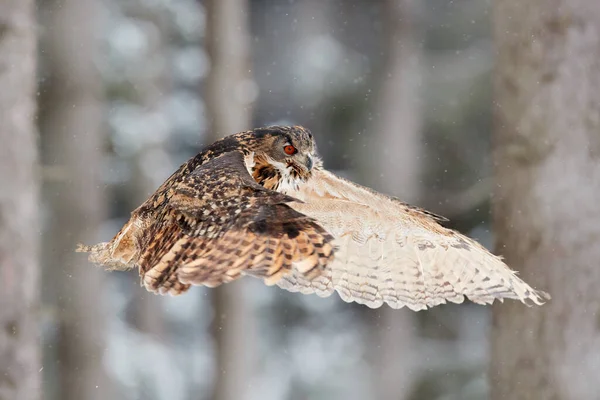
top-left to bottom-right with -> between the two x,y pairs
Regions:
77,125 -> 549,310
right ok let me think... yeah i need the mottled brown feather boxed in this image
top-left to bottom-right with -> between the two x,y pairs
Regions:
77,125 -> 548,310
78,134 -> 334,295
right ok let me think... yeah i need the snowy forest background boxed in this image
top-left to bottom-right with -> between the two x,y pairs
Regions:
1,0 -> 599,399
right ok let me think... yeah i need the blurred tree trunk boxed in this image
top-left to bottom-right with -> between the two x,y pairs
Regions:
0,0 -> 39,398
367,1 -> 422,399
491,1 -> 600,399
39,0 -> 111,399
124,0 -> 171,342
205,0 -> 255,399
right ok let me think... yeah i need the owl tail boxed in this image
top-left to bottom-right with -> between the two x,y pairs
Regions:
75,218 -> 141,272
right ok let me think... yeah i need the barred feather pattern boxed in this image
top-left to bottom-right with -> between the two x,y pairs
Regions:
277,169 -> 550,311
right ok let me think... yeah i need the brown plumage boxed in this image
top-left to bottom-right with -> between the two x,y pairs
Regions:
77,125 -> 549,310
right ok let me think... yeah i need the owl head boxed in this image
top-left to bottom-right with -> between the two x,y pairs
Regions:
245,125 -> 319,181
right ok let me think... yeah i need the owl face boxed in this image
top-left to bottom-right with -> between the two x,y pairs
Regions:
252,126 -> 318,180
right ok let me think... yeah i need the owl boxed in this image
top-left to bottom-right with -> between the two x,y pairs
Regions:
77,126 -> 549,311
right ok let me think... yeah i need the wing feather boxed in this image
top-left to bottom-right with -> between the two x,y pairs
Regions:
78,151 -> 335,295
278,169 -> 549,310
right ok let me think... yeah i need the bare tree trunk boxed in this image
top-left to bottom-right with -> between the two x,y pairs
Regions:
368,1 -> 422,399
370,0 -> 422,198
123,0 -> 172,342
205,0 -> 253,138
39,0 -> 111,399
205,1 -> 255,399
0,1 -> 39,399
491,1 -> 600,399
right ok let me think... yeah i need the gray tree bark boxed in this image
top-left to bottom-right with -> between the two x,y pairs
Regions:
124,0 -> 171,342
39,0 -> 111,399
368,1 -> 422,399
491,1 -> 600,399
205,0 -> 256,399
0,0 -> 40,399
205,0 -> 253,138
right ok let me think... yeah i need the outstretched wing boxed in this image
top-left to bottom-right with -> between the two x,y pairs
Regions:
277,169 -> 549,311
78,151 -> 334,295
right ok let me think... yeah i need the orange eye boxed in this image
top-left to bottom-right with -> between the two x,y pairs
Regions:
283,145 -> 297,155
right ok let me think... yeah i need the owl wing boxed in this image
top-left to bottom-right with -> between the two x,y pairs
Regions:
277,169 -> 549,311
78,151 -> 334,295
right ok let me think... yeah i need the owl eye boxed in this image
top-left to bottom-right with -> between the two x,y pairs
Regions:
283,145 -> 297,155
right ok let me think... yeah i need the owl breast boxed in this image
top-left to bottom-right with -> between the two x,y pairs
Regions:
246,152 -> 305,193
246,152 -> 282,191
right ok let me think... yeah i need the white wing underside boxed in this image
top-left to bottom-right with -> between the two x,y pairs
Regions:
277,169 -> 548,311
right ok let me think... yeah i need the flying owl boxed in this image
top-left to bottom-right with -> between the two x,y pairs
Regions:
77,126 -> 549,311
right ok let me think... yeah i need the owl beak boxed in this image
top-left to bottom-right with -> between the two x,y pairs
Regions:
305,155 -> 313,171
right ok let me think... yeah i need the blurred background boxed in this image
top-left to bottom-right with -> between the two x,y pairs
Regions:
1,0 -> 599,399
